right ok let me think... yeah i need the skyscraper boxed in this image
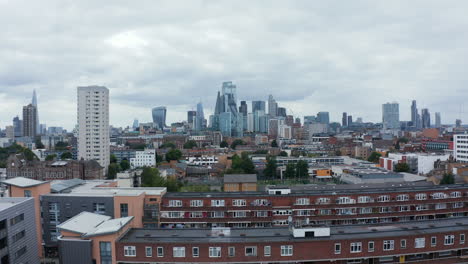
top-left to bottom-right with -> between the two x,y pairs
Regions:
132,119 -> 139,129
252,101 -> 266,112
382,102 -> 400,130
421,108 -> 431,129
22,104 -> 37,138
342,112 -> 348,127
214,81 -> 242,137
239,101 -> 248,131
316,112 -> 330,124
435,112 -> 441,128
411,100 -> 418,128
268,95 -> 278,117
195,102 -> 205,131
277,107 -> 287,117
32,89 -> 40,134
347,115 -> 353,126
77,86 -> 110,173
187,111 -> 196,127
152,106 -> 167,129
13,116 -> 22,137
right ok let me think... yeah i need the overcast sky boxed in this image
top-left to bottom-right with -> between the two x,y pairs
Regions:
1,0 -> 467,130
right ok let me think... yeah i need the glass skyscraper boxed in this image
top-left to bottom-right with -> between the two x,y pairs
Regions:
152,106 -> 167,129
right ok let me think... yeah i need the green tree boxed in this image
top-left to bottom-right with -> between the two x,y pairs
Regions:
35,137 -> 45,149
220,141 -> 229,148
240,152 -> 255,174
278,151 -> 288,157
230,139 -> 245,150
296,160 -> 309,178
22,148 -> 37,161
395,163 -> 410,172
440,173 -> 455,184
263,157 -> 277,179
165,178 -> 181,192
141,167 -> 165,187
107,163 -> 121,179
284,163 -> 296,179
155,153 -> 163,163
183,140 -> 197,149
60,152 -> 73,160
45,154 -> 57,161
166,149 -> 182,162
110,154 -> 118,163
271,140 -> 278,148
368,152 -> 382,163
55,141 -> 68,150
159,142 -> 176,149
120,159 -> 130,171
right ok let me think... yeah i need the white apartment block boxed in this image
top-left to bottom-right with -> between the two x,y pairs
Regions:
186,155 -> 219,166
77,86 -> 110,174
454,134 -> 468,163
130,149 -> 156,168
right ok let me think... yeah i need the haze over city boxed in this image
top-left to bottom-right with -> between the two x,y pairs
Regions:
1,0 -> 468,129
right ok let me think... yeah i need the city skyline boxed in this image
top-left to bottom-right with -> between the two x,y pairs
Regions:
1,1 -> 468,129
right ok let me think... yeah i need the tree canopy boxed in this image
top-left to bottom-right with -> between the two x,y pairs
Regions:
278,151 -> 288,157
230,139 -> 245,150
395,162 -> 410,172
295,160 -> 309,178
159,142 -> 176,149
368,152 -> 382,163
55,141 -> 69,150
183,140 -> 198,149
120,159 -> 130,171
60,152 -> 72,160
263,156 -> 277,179
284,163 -> 296,179
45,154 -> 57,161
271,140 -> 278,148
166,149 -> 182,162
141,167 -> 181,191
227,152 -> 256,174
220,141 -> 229,148
440,173 -> 455,184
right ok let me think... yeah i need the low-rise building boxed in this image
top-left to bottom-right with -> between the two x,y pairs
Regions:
223,174 -> 257,192
130,149 -> 156,168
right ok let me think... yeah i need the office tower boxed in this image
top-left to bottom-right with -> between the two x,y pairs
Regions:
77,86 -> 110,172
421,108 -> 431,129
195,102 -> 205,131
295,117 -> 301,125
304,116 -> 316,125
382,102 -> 400,130
213,81 -> 241,136
22,104 -> 37,138
5,125 -> 14,139
132,119 -> 139,129
187,111 -> 196,127
13,116 -> 22,137
268,95 -> 278,117
219,112 -> 232,136
435,112 -> 441,128
239,101 -> 248,131
347,115 -> 353,126
316,112 -> 330,124
342,112 -> 348,126
247,113 -> 254,132
356,117 -> 363,123
411,100 -> 418,128
456,119 -> 462,128
252,101 -> 266,112
32,89 -> 40,134
268,119 -> 279,138
285,115 -> 294,126
47,126 -> 64,135
152,106 -> 167,129
277,107 -> 287,117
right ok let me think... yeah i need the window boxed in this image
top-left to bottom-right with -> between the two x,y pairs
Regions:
232,199 -> 246,206
264,246 -> 271,256
209,247 -> 222,257
93,203 -> 106,214
245,246 -> 257,256
432,192 -> 447,199
358,196 -> 372,203
337,197 -> 355,204
360,207 -> 372,214
253,199 -> 270,206
400,239 -> 407,249
415,193 -> 427,200
335,243 -> 341,254
396,194 -> 409,201
280,245 -> 293,256
211,200 -> 225,207
124,246 -> 136,257
415,238 -> 425,248
10,214 -> 24,226
173,247 -> 185,257
383,240 -> 394,251
431,236 -> 437,246
210,211 -> 225,218
190,200 -> 203,207
228,246 -> 235,257
12,230 -> 26,243
233,211 -> 247,218
24,190 -> 31,197
169,200 -> 183,207
451,191 -> 462,198
461,234 -> 465,244
317,197 -> 330,204
100,242 -> 112,264
157,247 -> 164,257
14,246 -> 27,260
444,235 -> 455,245
368,241 -> 375,252
296,198 -> 310,205
192,247 -> 199,257
378,195 -> 390,202
120,203 -> 128,217
350,242 -> 362,253
146,247 -> 152,257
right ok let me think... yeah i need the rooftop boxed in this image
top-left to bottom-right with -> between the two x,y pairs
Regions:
223,174 -> 257,183
1,177 -> 47,188
58,211 -> 133,237
119,217 -> 468,243
0,197 -> 32,211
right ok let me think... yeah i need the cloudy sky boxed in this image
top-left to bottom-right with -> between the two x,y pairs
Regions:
1,0 -> 467,130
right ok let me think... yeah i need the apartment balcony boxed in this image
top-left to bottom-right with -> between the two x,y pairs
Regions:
159,216 -> 272,223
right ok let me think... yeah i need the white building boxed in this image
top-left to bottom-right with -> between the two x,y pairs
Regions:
186,155 -> 219,166
77,86 -> 110,174
130,149 -> 156,168
454,134 -> 468,163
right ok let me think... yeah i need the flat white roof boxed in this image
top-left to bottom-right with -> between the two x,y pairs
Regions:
58,211 -> 133,237
2,177 -> 46,187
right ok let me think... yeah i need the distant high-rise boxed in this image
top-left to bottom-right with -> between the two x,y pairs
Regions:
77,86 -> 110,172
22,104 -> 37,138
195,102 -> 205,131
316,112 -> 330,124
304,116 -> 316,125
268,95 -> 278,117
411,100 -> 419,128
32,89 -> 40,134
347,115 -> 353,126
435,112 -> 441,128
456,119 -> 462,128
239,101 -> 248,131
12,116 -> 22,137
342,112 -> 348,126
421,108 -> 431,129
382,102 -> 400,130
213,81 -> 242,136
152,106 -> 167,129
277,107 -> 287,117
187,111 -> 196,127
252,101 -> 266,112
132,118 -> 139,129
